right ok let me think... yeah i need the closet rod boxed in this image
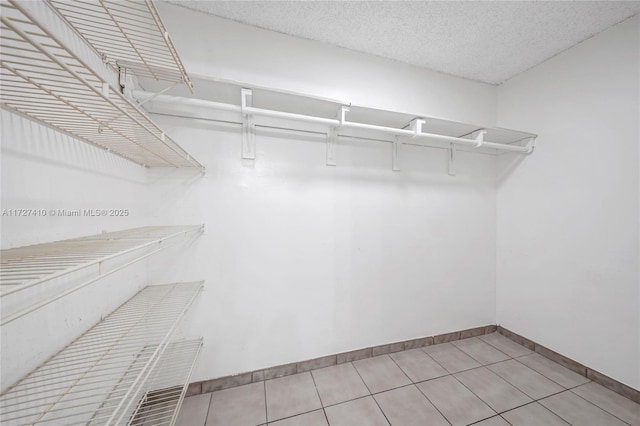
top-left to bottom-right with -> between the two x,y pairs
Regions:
133,91 -> 534,154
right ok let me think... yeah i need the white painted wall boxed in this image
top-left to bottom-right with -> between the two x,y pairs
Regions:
138,4 -> 502,381
156,2 -> 497,128
496,16 -> 640,389
145,111 -> 498,381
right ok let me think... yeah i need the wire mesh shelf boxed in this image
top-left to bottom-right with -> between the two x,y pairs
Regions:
0,225 -> 203,325
0,0 -> 203,169
0,282 -> 203,425
48,0 -> 193,90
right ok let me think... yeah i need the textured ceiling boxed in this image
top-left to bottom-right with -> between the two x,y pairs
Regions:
169,1 -> 640,85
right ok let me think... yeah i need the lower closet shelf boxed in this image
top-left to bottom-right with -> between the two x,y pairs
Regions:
0,282 -> 203,426
0,225 -> 203,326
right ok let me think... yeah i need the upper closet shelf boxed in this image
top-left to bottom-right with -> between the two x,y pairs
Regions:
0,0 -> 203,169
47,0 -> 192,89
0,225 -> 203,325
135,77 -> 538,164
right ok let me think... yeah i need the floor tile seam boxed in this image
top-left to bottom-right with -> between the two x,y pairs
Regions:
466,413 -> 513,426
413,382 -> 455,426
349,361 -> 375,396
452,367 -> 535,414
308,367 -> 331,426
484,363 -> 563,401
320,381 -> 421,410
262,379 -> 269,425
369,389 -> 393,425
497,399 -> 561,420
322,407 -> 329,426
202,391 -> 214,426
417,347 -> 461,374
265,407 -> 325,425
386,351 -> 417,385
567,387 -> 636,426
533,387 -> 616,426
417,344 -> 489,372
477,335 -> 532,359
447,370 -> 499,419
451,339 -> 513,366
511,355 -> 589,390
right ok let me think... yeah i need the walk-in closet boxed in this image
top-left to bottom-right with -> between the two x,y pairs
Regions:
1,1 -> 639,425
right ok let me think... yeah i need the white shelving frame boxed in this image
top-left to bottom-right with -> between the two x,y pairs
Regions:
47,0 -> 193,90
134,81 -> 538,174
0,282 -> 203,425
0,225 -> 203,325
0,0 -> 203,169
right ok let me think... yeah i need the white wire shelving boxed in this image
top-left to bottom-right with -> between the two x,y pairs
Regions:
47,0 -> 192,90
134,76 -> 538,173
0,282 -> 203,426
0,225 -> 204,325
0,0 -> 203,169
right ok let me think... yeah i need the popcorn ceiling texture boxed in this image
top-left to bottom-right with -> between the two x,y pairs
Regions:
168,1 -> 640,85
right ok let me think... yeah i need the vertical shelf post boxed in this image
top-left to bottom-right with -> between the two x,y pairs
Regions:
241,88 -> 256,160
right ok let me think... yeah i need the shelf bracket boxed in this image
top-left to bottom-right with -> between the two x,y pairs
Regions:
327,106 -> 348,166
241,88 -> 255,160
474,129 -> 487,147
410,118 -> 425,137
327,127 -> 338,166
525,136 -> 537,154
393,118 -> 424,171
448,143 -> 456,176
392,136 -> 402,171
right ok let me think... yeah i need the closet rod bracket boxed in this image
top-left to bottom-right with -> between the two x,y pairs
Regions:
448,143 -> 457,176
241,88 -> 256,159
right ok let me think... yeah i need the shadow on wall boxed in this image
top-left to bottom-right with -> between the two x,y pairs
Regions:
1,110 -> 147,185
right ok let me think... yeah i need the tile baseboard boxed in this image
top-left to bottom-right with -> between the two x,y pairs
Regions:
186,323 -> 639,406
497,326 -> 640,405
186,324 -> 495,397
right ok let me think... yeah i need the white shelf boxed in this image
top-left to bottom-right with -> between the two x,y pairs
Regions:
47,0 -> 192,89
138,76 -> 538,159
0,225 -> 203,325
0,0 -> 203,169
129,340 -> 202,426
0,282 -> 203,425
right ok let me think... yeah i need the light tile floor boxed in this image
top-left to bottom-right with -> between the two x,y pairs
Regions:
176,333 -> 640,426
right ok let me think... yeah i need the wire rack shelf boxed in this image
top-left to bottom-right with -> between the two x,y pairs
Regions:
0,282 -> 203,425
0,225 -> 204,325
0,0 -> 203,169
47,0 -> 193,90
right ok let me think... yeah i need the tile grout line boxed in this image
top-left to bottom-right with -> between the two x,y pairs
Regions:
450,337 -> 513,366
413,379 -> 454,426
424,346 -> 546,421
200,392 -> 213,426
478,334 -> 533,358
567,387 -> 635,426
447,368 -> 500,422
386,352 -> 415,384
350,360 -> 374,395
262,379 -> 268,425
416,345 -> 499,424
498,400 -> 568,425
348,359 -> 393,425
308,369 -> 331,426
511,354 -> 591,390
